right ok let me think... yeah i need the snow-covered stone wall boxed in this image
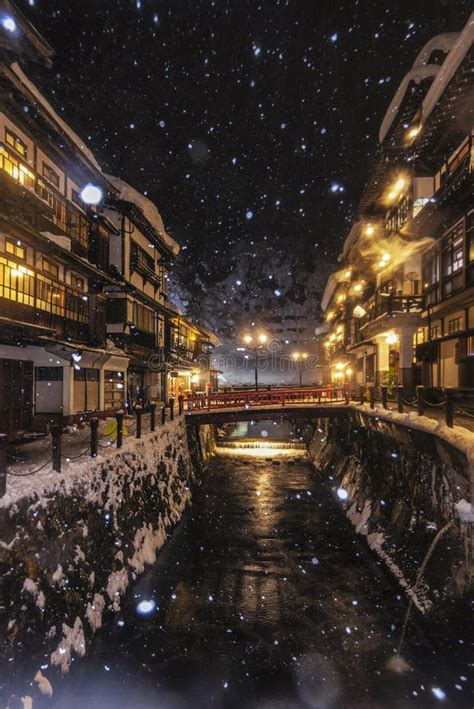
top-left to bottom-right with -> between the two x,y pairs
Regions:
309,408 -> 473,614
0,419 -> 214,686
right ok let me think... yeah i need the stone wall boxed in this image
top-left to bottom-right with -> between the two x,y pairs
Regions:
0,418 -> 214,690
309,408 -> 473,613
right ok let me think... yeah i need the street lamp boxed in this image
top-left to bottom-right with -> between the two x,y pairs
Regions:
80,183 -> 104,206
291,352 -> 308,387
242,333 -> 268,391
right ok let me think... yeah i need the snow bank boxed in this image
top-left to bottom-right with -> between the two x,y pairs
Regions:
0,417 -> 203,697
313,408 -> 472,611
352,403 -> 474,486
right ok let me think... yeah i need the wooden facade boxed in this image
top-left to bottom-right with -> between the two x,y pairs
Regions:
321,19 -> 474,394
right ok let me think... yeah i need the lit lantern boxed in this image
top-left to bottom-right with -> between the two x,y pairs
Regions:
2,16 -> 16,33
385,332 -> 399,345
80,183 -> 103,205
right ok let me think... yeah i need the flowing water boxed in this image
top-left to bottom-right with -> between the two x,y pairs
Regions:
5,422 -> 473,707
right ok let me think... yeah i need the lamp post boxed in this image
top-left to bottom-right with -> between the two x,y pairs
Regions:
291,352 -> 308,387
243,333 -> 268,391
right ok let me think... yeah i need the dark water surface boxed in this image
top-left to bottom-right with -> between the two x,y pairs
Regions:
9,452 -> 473,708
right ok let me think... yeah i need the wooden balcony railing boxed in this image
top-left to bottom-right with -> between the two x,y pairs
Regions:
362,294 -> 423,325
130,254 -> 161,289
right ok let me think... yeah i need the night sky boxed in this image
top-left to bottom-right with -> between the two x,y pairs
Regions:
20,0 -> 471,335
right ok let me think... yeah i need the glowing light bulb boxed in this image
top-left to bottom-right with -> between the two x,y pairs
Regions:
80,183 -> 103,205
345,368 -> 353,376
353,283 -> 362,293
408,127 -> 419,139
2,16 -> 16,32
136,599 -> 156,615
382,252 -> 390,262
365,225 -> 374,236
337,488 -> 349,500
385,332 -> 398,345
335,362 -> 344,371
388,191 -> 396,201
395,179 -> 405,191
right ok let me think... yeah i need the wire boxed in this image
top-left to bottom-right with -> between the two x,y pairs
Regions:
62,448 -> 91,461
455,407 -> 474,419
423,399 -> 446,407
7,458 -> 52,476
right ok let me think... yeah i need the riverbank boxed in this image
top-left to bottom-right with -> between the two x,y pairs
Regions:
309,405 -> 473,614
7,453 -> 473,708
0,418 -> 215,703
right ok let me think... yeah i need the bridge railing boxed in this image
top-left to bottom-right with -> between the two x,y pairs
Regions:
184,385 -> 350,412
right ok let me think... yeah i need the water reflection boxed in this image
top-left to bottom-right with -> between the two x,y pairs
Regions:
224,419 -> 300,441
6,442 -> 473,708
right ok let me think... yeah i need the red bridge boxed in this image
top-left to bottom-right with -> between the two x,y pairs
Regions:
184,385 -> 350,425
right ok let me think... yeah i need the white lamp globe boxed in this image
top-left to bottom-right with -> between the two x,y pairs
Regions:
80,183 -> 103,206
2,16 -> 17,33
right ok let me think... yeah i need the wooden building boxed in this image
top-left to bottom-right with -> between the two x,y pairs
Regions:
0,2 -> 128,432
321,16 -> 474,394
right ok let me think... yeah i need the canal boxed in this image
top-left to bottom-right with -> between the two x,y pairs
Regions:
12,422 -> 473,707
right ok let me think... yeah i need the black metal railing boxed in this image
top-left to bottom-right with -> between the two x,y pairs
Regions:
0,397 -> 186,496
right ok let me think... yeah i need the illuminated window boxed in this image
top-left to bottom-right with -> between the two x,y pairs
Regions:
430,325 -> 440,339
104,370 -> 125,409
42,258 -> 59,279
5,128 -> 27,158
42,163 -> 60,188
0,145 -> 35,188
36,274 -> 65,316
0,256 -> 35,306
5,240 -> 25,260
448,317 -> 462,334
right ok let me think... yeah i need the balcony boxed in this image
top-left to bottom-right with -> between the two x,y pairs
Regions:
0,288 -> 102,346
0,144 -> 91,256
359,293 -> 423,340
130,253 -> 161,289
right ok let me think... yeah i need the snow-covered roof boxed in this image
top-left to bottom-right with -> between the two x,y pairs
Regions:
378,32 -> 459,144
321,269 -> 347,312
339,220 -> 362,261
10,62 -> 103,173
421,13 -> 474,128
105,174 -> 179,257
